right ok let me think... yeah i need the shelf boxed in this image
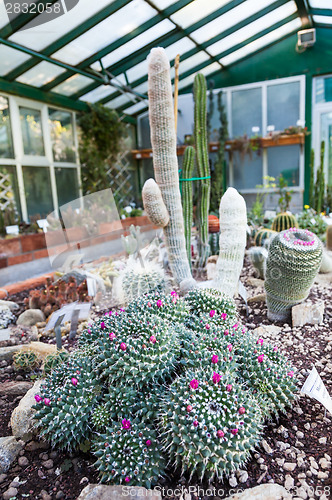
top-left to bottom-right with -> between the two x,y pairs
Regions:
131,134 -> 305,160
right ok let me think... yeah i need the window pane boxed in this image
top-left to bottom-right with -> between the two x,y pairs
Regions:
232,153 -> 263,190
19,107 -> 45,156
17,62 -> 65,88
0,96 -> 14,158
48,108 -> 76,163
315,77 -> 332,103
23,166 -> 53,219
232,87 -> 262,137
267,145 -> 300,186
55,167 -> 79,208
0,165 -> 21,220
267,81 -> 300,132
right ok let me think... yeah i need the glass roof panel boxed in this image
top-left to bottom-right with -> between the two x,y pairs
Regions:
313,15 -> 332,24
52,0 -> 157,66
0,45 -> 30,76
80,85 -> 118,103
52,74 -> 93,96
199,62 -> 221,76
164,38 -> 196,61
152,0 -> 179,9
91,19 -> 174,71
309,1 -> 331,8
132,81 -> 149,94
106,94 -> 136,109
9,0 -> 114,51
191,0 -> 276,44
179,52 -> 211,74
171,0 -> 230,29
220,17 -> 301,66
178,74 -> 195,90
126,60 -> 149,83
16,61 -> 65,87
208,1 -> 297,56
124,101 -> 149,115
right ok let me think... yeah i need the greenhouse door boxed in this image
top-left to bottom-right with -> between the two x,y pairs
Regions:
313,77 -> 332,190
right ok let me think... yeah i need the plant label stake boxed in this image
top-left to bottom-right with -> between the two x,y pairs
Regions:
54,314 -> 65,350
301,365 -> 332,416
69,309 -> 80,341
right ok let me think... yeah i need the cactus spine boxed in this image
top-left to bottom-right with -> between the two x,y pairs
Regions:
212,188 -> 247,297
272,213 -> 298,232
142,179 -> 170,228
265,228 -> 322,321
182,146 -> 195,267
194,73 -> 211,268
146,48 -> 196,293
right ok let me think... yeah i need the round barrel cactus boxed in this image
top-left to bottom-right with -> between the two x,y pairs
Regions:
254,228 -> 277,247
265,228 -> 322,321
272,212 -> 298,232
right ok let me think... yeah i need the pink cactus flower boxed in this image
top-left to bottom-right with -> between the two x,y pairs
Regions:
186,405 -> 193,412
273,346 -> 278,352
231,428 -> 238,435
109,332 -> 116,340
100,321 -> 105,330
224,329 -> 229,336
190,379 -> 199,390
122,419 -> 131,430
238,407 -> 245,415
156,299 -> 163,308
149,335 -> 157,344
213,372 -> 221,384
87,329 -> 91,334
125,477 -> 131,483
147,302 -> 152,307
227,344 -> 233,353
44,398 -> 51,406
34,394 -> 42,403
287,371 -> 294,377
146,439 -> 152,447
193,420 -> 199,427
226,384 -> 232,392
257,338 -> 264,346
257,354 -> 264,363
71,378 -> 78,386
221,313 -> 227,320
209,310 -> 216,318
217,430 -> 224,438
211,354 -> 219,364
232,323 -> 239,329
120,342 -> 127,351
206,324 -> 210,330
172,297 -> 177,304
171,291 -> 177,296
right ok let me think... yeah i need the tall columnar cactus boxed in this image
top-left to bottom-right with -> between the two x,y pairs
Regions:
315,141 -> 325,213
142,179 -> 169,228
144,47 -> 196,293
194,73 -> 211,268
212,188 -> 247,297
327,225 -> 332,251
182,146 -> 195,267
309,149 -> 315,209
265,228 -> 322,321
272,213 -> 298,232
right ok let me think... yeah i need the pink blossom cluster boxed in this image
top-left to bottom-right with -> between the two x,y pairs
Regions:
283,228 -> 315,246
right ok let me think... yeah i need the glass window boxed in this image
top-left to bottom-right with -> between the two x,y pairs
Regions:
55,167 -> 80,208
0,96 -> 14,158
48,108 -> 76,163
0,45 -> 30,76
23,166 -> 53,219
232,87 -> 262,137
171,0 -> 229,29
52,74 -> 92,97
315,77 -> 332,103
232,153 -> 263,190
16,62 -> 65,88
313,15 -> 332,25
309,0 -> 331,7
19,107 -> 45,156
0,165 -> 21,219
267,81 -> 300,132
267,145 -> 300,186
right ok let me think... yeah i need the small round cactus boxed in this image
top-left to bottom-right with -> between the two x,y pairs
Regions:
254,228 -> 277,247
185,288 -> 237,320
272,212 -> 298,232
13,350 -> 40,371
43,350 -> 69,375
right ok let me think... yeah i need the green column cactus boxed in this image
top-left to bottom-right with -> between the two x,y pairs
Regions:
265,228 -> 322,321
194,73 -> 211,268
182,146 -> 195,267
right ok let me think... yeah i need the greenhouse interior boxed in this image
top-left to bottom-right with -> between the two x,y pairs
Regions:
0,1 -> 332,499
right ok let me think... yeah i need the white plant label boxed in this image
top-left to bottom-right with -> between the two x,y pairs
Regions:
6,225 -> 19,235
301,366 -> 332,415
264,210 -> 277,220
87,277 -> 97,297
46,301 -> 91,331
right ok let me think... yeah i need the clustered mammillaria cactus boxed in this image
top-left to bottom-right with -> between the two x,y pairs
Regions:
34,288 -> 297,484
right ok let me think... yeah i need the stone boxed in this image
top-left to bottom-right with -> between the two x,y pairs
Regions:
319,458 -> 331,469
229,475 -> 237,487
43,459 -> 54,469
224,483 -> 291,500
10,379 -> 44,439
0,344 -> 24,361
252,325 -> 281,337
283,462 -> 296,472
0,300 -> 19,311
284,474 -> 294,490
77,485 -> 162,500
238,470 -> 249,483
319,437 -> 327,445
248,293 -> 266,304
23,341 -> 56,359
25,440 -> 49,451
3,487 -> 18,500
319,250 -> 332,274
0,473 -> 7,483
292,300 -> 324,327
247,278 -> 264,288
317,471 -> 328,479
206,262 -> 217,280
261,439 -> 273,454
40,490 -> 52,500
0,329 -> 10,342
17,309 -> 45,327
18,455 -> 29,467
0,381 -> 33,396
0,436 -> 23,473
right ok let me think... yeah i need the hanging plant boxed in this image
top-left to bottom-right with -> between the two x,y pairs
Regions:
78,103 -> 126,194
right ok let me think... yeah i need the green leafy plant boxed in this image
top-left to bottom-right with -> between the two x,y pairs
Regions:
296,206 -> 327,240
276,174 -> 293,213
248,176 -> 276,227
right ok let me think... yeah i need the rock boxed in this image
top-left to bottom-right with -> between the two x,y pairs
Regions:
0,344 -> 24,361
224,483 -> 291,499
0,328 -> 10,342
0,300 -> 19,311
248,293 -> 266,304
0,381 -> 32,396
319,437 -> 327,445
10,379 -> 44,438
229,475 -> 237,487
319,457 -> 331,469
261,439 -> 273,454
320,250 -> 332,273
0,473 -> 8,483
17,309 -> 45,327
292,300 -> 324,327
77,485 -> 162,500
18,455 -> 29,467
25,440 -> 49,451
23,341 -> 56,359
40,490 -> 52,500
247,278 -> 264,288
3,487 -> 18,500
43,459 -> 54,469
206,262 -> 217,280
318,471 -> 328,479
283,462 -> 296,472
56,492 -> 65,499
252,325 -> 281,337
284,474 -> 294,490
0,436 -> 23,473
238,470 -> 249,483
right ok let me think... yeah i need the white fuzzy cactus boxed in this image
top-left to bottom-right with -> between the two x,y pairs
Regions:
142,178 -> 169,228
147,47 -> 196,293
212,187 -> 247,297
